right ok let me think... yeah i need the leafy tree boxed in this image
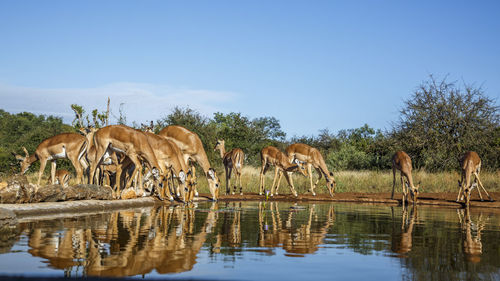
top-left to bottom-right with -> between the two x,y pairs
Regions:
0,110 -> 75,174
212,112 -> 287,165
392,76 -> 499,171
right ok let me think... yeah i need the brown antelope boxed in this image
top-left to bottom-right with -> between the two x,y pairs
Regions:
89,125 -> 164,196
214,139 -> 244,195
258,146 -> 307,197
284,143 -> 336,196
158,125 -> 220,201
13,133 -> 87,190
46,169 -> 71,187
457,151 -> 493,205
80,126 -> 125,192
392,151 -> 419,203
143,131 -> 193,202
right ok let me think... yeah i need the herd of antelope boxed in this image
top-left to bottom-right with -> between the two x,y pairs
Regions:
12,123 -> 493,206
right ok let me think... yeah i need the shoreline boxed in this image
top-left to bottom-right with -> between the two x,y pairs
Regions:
0,191 -> 499,222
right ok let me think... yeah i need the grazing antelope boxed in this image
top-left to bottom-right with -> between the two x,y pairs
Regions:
49,169 -> 71,187
456,151 -> 493,205
80,126 -> 125,192
214,139 -> 244,195
13,133 -> 87,191
89,125 -> 164,196
285,143 -> 336,196
158,125 -> 220,201
143,131 -> 193,202
258,146 -> 307,197
392,151 -> 419,204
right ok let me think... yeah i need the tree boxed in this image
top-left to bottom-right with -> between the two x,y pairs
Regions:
0,110 -> 75,174
71,102 -> 109,129
212,112 -> 287,165
392,76 -> 499,171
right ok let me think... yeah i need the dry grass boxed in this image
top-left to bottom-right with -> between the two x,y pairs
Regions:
13,167 -> 500,196
197,167 -> 500,195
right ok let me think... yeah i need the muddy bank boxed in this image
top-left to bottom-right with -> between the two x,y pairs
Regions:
0,191 -> 498,222
216,191 -> 500,210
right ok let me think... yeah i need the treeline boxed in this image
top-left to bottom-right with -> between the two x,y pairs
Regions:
0,110 -> 75,174
1,76 -> 498,175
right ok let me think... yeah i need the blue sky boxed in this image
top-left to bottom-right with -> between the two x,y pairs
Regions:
1,1 -> 499,137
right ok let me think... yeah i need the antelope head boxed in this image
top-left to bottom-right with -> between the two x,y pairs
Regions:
141,121 -> 154,133
177,169 -> 190,203
292,158 -> 308,176
213,139 -> 225,152
12,147 -> 32,174
207,168 -> 220,201
411,181 -> 421,202
326,171 -> 336,196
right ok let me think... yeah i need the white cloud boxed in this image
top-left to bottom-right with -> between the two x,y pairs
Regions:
0,82 -> 238,125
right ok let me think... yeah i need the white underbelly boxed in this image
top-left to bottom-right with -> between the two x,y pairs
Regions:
48,147 -> 67,160
110,145 -> 126,154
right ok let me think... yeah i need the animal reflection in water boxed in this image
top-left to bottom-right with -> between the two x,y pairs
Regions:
25,206 -> 207,277
258,202 -> 335,256
391,205 -> 418,257
21,202 -> 336,277
457,208 -> 487,263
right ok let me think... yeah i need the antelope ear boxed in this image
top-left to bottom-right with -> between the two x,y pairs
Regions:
22,147 -> 29,157
12,152 -> 24,161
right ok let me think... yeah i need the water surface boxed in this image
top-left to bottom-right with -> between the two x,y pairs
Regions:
0,201 -> 499,280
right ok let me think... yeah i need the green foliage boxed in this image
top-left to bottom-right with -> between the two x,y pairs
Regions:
212,112 -> 287,165
1,74 -> 498,176
71,102 -> 109,129
392,75 -> 499,171
0,110 -> 75,174
326,144 -> 372,170
157,108 -> 287,166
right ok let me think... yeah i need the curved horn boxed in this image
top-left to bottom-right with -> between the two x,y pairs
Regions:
22,147 -> 29,157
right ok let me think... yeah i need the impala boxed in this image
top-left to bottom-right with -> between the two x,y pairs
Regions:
89,125 -> 164,196
46,169 -> 71,187
214,139 -> 244,195
80,126 -> 125,193
258,146 -> 307,197
285,143 -> 336,196
457,151 -> 493,205
144,131 -> 193,202
13,133 -> 87,191
392,151 -> 419,203
158,125 -> 220,200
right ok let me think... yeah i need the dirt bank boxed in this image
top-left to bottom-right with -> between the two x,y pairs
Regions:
215,191 -> 500,210
0,191 -> 498,222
